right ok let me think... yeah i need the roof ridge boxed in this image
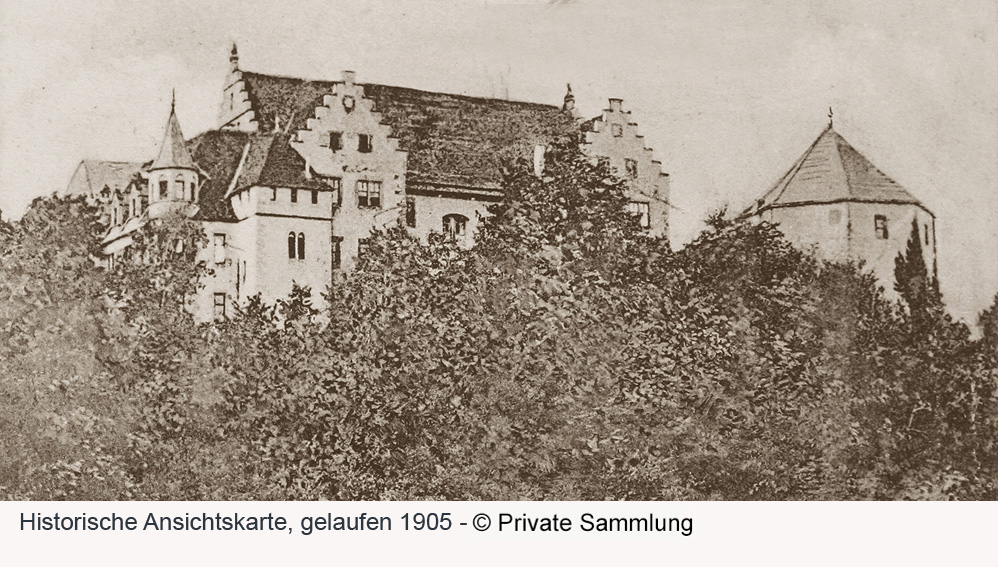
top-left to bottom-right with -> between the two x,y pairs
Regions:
765,125 -> 832,208
244,69 -> 560,110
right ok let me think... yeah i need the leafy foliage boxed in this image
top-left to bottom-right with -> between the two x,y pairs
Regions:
1,148 -> 995,500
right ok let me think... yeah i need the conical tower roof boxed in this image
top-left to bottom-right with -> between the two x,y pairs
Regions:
150,98 -> 195,171
750,125 -> 931,215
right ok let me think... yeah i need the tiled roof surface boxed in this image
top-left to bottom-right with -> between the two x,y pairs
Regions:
151,108 -> 196,170
240,71 -> 574,189
70,160 -> 144,195
752,127 -> 929,214
187,130 -> 330,222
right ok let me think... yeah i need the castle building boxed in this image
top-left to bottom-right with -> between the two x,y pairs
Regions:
743,122 -> 936,293
66,45 -> 670,320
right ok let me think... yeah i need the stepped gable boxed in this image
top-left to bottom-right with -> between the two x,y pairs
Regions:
240,71 -> 574,189
750,126 -> 930,215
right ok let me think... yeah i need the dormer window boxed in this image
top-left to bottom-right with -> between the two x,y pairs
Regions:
874,215 -> 889,239
358,134 -> 373,153
612,123 -> 623,137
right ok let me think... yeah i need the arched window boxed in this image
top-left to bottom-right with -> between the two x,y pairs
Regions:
442,214 -> 468,238
190,181 -> 197,201
174,174 -> 185,200
288,232 -> 296,259
158,178 -> 168,201
297,232 -> 305,260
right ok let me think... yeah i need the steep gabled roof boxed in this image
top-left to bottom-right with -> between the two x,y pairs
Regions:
239,71 -> 574,189
151,105 -> 196,171
187,130 -> 330,222
749,126 -> 931,215
67,160 -> 144,196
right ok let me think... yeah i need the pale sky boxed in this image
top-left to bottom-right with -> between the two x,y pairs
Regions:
1,0 -> 995,325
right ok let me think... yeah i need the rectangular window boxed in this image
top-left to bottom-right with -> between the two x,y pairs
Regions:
358,134 -> 373,153
332,238 -> 342,269
924,224 -> 930,245
213,293 -> 226,319
159,180 -> 168,200
311,189 -> 318,204
627,202 -> 650,229
358,238 -> 370,259
328,132 -> 342,151
874,215 -> 889,240
357,180 -> 382,208
213,234 -> 226,264
271,187 -> 277,201
612,123 -> 623,137
625,158 -> 638,179
291,188 -> 298,203
327,177 -> 342,206
405,197 -> 417,228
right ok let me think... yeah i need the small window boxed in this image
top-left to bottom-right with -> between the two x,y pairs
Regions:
271,187 -> 277,201
332,238 -> 342,269
213,233 -> 226,264
611,123 -> 623,137
159,179 -> 168,201
358,238 -> 370,259
357,180 -> 382,208
311,189 -> 318,204
874,215 -> 889,240
288,232 -> 296,259
297,232 -> 305,260
328,132 -> 342,151
443,214 -> 468,238
327,177 -> 342,206
627,202 -> 650,229
828,210 -> 841,225
625,158 -> 638,180
229,92 -> 233,112
291,188 -> 298,203
358,134 -> 373,153
405,197 -> 417,228
175,175 -> 185,199
213,293 -> 226,320
924,224 -> 930,245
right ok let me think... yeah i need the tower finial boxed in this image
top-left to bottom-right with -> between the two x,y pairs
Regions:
828,106 -> 834,128
171,88 -> 176,111
562,83 -> 577,114
229,42 -> 239,72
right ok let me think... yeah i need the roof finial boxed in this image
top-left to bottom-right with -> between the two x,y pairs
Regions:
229,42 -> 239,72
171,88 -> 176,111
828,106 -> 834,129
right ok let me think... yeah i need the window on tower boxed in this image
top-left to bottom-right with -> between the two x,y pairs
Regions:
159,179 -> 168,201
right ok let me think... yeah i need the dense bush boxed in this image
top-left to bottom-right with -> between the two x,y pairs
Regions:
2,143 -> 995,500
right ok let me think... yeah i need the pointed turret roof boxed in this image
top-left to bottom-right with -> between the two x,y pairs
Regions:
150,97 -> 196,171
749,125 -> 931,216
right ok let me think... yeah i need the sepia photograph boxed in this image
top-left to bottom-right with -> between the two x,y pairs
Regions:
1,0 -> 996,506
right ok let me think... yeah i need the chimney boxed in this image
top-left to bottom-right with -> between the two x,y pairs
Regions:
342,70 -> 356,87
609,98 -> 623,112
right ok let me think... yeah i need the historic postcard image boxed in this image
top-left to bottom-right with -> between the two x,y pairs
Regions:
1,0 -> 996,505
